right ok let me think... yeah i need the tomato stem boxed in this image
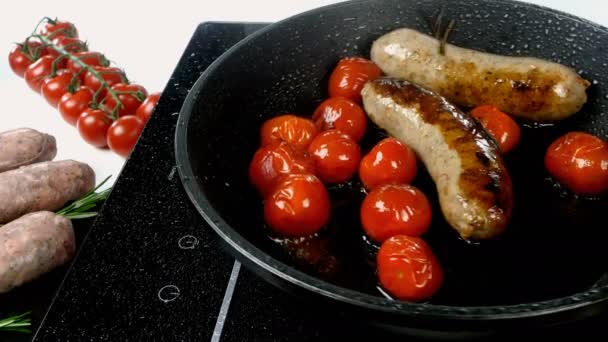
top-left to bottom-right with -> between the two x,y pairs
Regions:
114,90 -> 146,102
109,105 -> 119,121
46,28 -> 68,40
91,87 -> 104,108
75,52 -> 110,68
60,40 -> 88,53
17,38 -> 37,62
50,55 -> 67,77
67,70 -> 83,94
32,44 -> 44,60
31,17 -> 53,36
35,33 -> 124,114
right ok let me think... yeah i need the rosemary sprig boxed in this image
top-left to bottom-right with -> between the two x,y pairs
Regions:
439,19 -> 456,55
0,312 -> 31,333
432,6 -> 445,40
56,175 -> 112,220
430,6 -> 456,56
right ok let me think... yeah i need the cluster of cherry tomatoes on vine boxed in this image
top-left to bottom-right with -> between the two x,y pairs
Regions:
8,18 -> 161,158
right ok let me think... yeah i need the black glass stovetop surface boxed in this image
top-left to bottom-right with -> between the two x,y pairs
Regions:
8,22 -> 602,341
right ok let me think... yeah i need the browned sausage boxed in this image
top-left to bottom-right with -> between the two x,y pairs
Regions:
371,28 -> 590,121
0,211 -> 75,294
0,128 -> 57,173
361,78 -> 513,240
0,160 -> 95,224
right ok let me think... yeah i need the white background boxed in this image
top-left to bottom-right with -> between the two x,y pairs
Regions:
0,0 -> 606,190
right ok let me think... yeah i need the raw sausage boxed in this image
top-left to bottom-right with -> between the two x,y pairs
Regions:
0,160 -> 95,224
361,78 -> 512,240
0,211 -> 75,294
371,28 -> 590,121
0,128 -> 57,173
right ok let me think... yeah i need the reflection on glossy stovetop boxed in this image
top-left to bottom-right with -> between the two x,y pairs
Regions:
31,22 -> 607,342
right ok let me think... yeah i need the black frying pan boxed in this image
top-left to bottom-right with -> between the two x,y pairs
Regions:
175,0 -> 608,337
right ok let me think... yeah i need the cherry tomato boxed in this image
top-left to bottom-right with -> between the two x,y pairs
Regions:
377,235 -> 444,302
24,55 -> 65,93
249,142 -> 316,197
261,114 -> 318,151
360,184 -> 432,243
307,130 -> 361,184
104,83 -> 148,117
312,97 -> 367,142
77,109 -> 113,148
470,105 -> 521,153
545,132 -> 608,196
58,86 -> 94,126
359,138 -> 417,190
107,116 -> 145,158
66,51 -> 109,76
328,57 -> 382,103
135,92 -> 161,123
264,174 -> 330,237
83,66 -> 126,98
8,41 -> 46,77
41,69 -> 76,107
40,19 -> 78,38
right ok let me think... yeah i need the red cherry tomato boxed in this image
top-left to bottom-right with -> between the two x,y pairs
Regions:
377,235 -> 444,302
58,86 -> 94,126
328,57 -> 382,103
77,109 -> 113,148
545,132 -> 608,196
8,41 -> 46,77
83,66 -> 126,98
135,92 -> 161,123
107,116 -> 145,158
264,174 -> 330,237
249,142 -> 316,197
40,19 -> 78,38
312,97 -> 367,142
41,69 -> 76,107
307,130 -> 361,184
359,138 -> 417,190
24,55 -> 65,93
66,51 -> 109,76
104,83 -> 148,117
470,105 -> 521,153
261,114 -> 318,151
361,184 -> 432,243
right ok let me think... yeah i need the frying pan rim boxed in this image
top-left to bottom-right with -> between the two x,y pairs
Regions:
175,0 -> 608,324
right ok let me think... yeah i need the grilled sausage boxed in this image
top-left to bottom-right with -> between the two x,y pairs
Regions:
0,211 -> 75,294
371,28 -> 590,121
0,128 -> 57,173
0,160 -> 95,224
361,78 -> 512,240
